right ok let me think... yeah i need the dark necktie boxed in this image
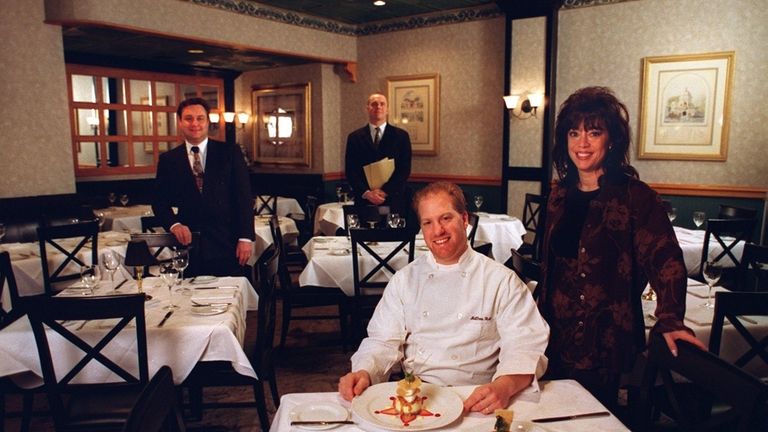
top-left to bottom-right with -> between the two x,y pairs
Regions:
373,127 -> 381,147
190,146 -> 204,193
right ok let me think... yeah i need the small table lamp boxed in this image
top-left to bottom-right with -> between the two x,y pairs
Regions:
124,239 -> 156,300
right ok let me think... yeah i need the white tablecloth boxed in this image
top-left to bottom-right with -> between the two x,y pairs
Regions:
674,226 -> 746,275
472,213 -> 526,263
0,276 -> 257,387
314,201 -> 353,236
269,379 -> 628,432
256,196 -> 305,218
96,205 -> 153,233
642,278 -> 768,377
299,236 -> 429,297
252,216 -> 299,264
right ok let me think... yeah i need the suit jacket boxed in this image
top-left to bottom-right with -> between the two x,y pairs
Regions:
344,123 -> 412,212
152,140 -> 254,263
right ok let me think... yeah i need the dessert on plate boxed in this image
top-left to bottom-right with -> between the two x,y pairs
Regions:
374,373 -> 438,426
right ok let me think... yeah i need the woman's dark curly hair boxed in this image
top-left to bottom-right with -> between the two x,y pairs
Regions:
552,86 -> 638,186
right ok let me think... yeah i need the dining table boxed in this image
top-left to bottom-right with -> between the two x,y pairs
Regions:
256,195 -> 305,218
251,215 -> 299,264
312,206 -> 526,264
96,204 -> 154,233
642,278 -> 768,377
674,226 -> 746,276
0,276 -> 258,387
269,379 -> 628,431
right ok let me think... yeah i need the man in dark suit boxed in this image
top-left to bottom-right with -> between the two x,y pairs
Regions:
152,97 -> 254,277
344,93 -> 412,214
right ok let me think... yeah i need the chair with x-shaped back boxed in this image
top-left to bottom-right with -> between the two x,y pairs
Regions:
467,212 -> 480,247
505,248 -> 542,298
350,228 -> 415,344
121,366 -> 185,432
709,291 -> 768,373
518,193 -> 545,259
699,218 -> 757,290
26,293 -> 149,432
254,195 -> 278,216
37,220 -> 99,295
130,232 -> 197,274
140,215 -> 164,233
737,243 -> 768,292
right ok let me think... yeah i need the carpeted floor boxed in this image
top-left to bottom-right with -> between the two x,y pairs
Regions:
2,304 -> 351,431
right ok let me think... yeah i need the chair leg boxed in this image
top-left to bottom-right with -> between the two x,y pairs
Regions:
268,374 -> 280,408
252,380 -> 270,432
20,391 -> 33,432
280,299 -> 292,348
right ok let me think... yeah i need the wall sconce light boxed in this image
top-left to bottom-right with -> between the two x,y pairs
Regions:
223,112 -> 236,124
504,92 -> 545,119
208,112 -> 220,123
236,112 -> 250,129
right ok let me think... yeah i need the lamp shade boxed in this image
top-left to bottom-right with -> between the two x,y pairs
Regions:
124,240 -> 157,267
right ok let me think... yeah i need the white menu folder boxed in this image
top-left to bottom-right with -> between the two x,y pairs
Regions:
363,158 -> 395,190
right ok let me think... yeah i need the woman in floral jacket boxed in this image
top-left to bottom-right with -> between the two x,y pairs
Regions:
537,86 -> 704,411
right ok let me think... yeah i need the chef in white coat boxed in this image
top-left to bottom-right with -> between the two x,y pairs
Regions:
338,181 -> 549,414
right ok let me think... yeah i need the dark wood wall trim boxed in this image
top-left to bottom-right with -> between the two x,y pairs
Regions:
649,183 -> 767,199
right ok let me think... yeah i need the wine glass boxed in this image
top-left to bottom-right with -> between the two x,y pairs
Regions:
346,214 -> 360,240
173,248 -> 190,292
336,186 -> 343,203
160,265 -> 180,310
692,211 -> 706,228
101,250 -> 120,290
80,264 -> 100,295
107,192 -> 117,206
0,223 -> 5,243
95,211 -> 106,231
473,195 -> 484,212
701,261 -> 721,308
387,213 -> 401,229
119,194 -> 130,206
667,207 -> 677,223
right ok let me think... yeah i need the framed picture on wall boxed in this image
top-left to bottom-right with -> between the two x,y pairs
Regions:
387,73 -> 440,156
252,83 -> 311,166
637,51 -> 734,161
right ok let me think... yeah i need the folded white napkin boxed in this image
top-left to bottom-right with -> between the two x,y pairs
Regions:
191,289 -> 235,305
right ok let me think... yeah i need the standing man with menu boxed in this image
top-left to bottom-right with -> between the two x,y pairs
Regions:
344,92 -> 412,214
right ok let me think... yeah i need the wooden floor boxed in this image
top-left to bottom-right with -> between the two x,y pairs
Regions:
2,304 -> 350,431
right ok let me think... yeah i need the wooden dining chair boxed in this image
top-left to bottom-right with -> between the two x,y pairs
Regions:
270,217 -> 348,350
718,204 -> 758,220
183,247 -> 278,432
287,194 -> 318,247
639,332 -> 768,432
254,195 -> 278,216
737,243 -> 768,292
467,212 -> 480,247
709,291 -> 768,372
698,218 -> 757,290
121,366 -> 185,432
505,248 -> 542,297
130,232 -> 198,276
36,220 -> 99,295
26,293 -> 149,432
350,227 -> 415,344
518,193 -> 545,259
140,215 -> 163,233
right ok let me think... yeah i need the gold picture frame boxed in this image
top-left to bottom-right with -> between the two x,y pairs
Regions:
252,83 -> 311,166
638,52 -> 734,161
387,73 -> 440,156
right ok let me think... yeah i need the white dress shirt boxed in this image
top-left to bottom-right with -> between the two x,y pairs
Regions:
351,248 -> 549,387
370,122 -> 387,142
186,138 -> 208,171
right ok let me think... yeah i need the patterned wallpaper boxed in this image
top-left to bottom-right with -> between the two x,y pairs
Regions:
557,0 -> 768,187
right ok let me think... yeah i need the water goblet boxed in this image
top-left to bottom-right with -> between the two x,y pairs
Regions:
346,214 -> 360,240
173,248 -> 190,292
692,211 -> 706,229
667,207 -> 677,223
701,261 -> 721,308
96,211 -> 106,231
119,194 -> 130,206
80,264 -> 100,295
336,186 -> 343,203
473,195 -> 484,212
160,265 -> 180,310
387,213 -> 401,229
396,216 -> 406,229
101,250 -> 120,290
107,192 -> 117,206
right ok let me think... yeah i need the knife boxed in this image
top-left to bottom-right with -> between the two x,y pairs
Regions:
189,276 -> 197,284
114,279 -> 128,291
290,420 -> 354,426
157,311 -> 174,327
531,411 -> 610,423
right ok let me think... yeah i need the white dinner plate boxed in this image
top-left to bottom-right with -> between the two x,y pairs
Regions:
190,305 -> 228,316
351,382 -> 463,431
330,248 -> 350,256
191,276 -> 218,284
314,237 -> 334,243
290,401 -> 349,430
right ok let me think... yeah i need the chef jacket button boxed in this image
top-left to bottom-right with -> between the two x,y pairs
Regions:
428,274 -> 434,279
457,313 -> 463,319
461,271 -> 467,277
450,355 -> 458,361
422,311 -> 429,318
